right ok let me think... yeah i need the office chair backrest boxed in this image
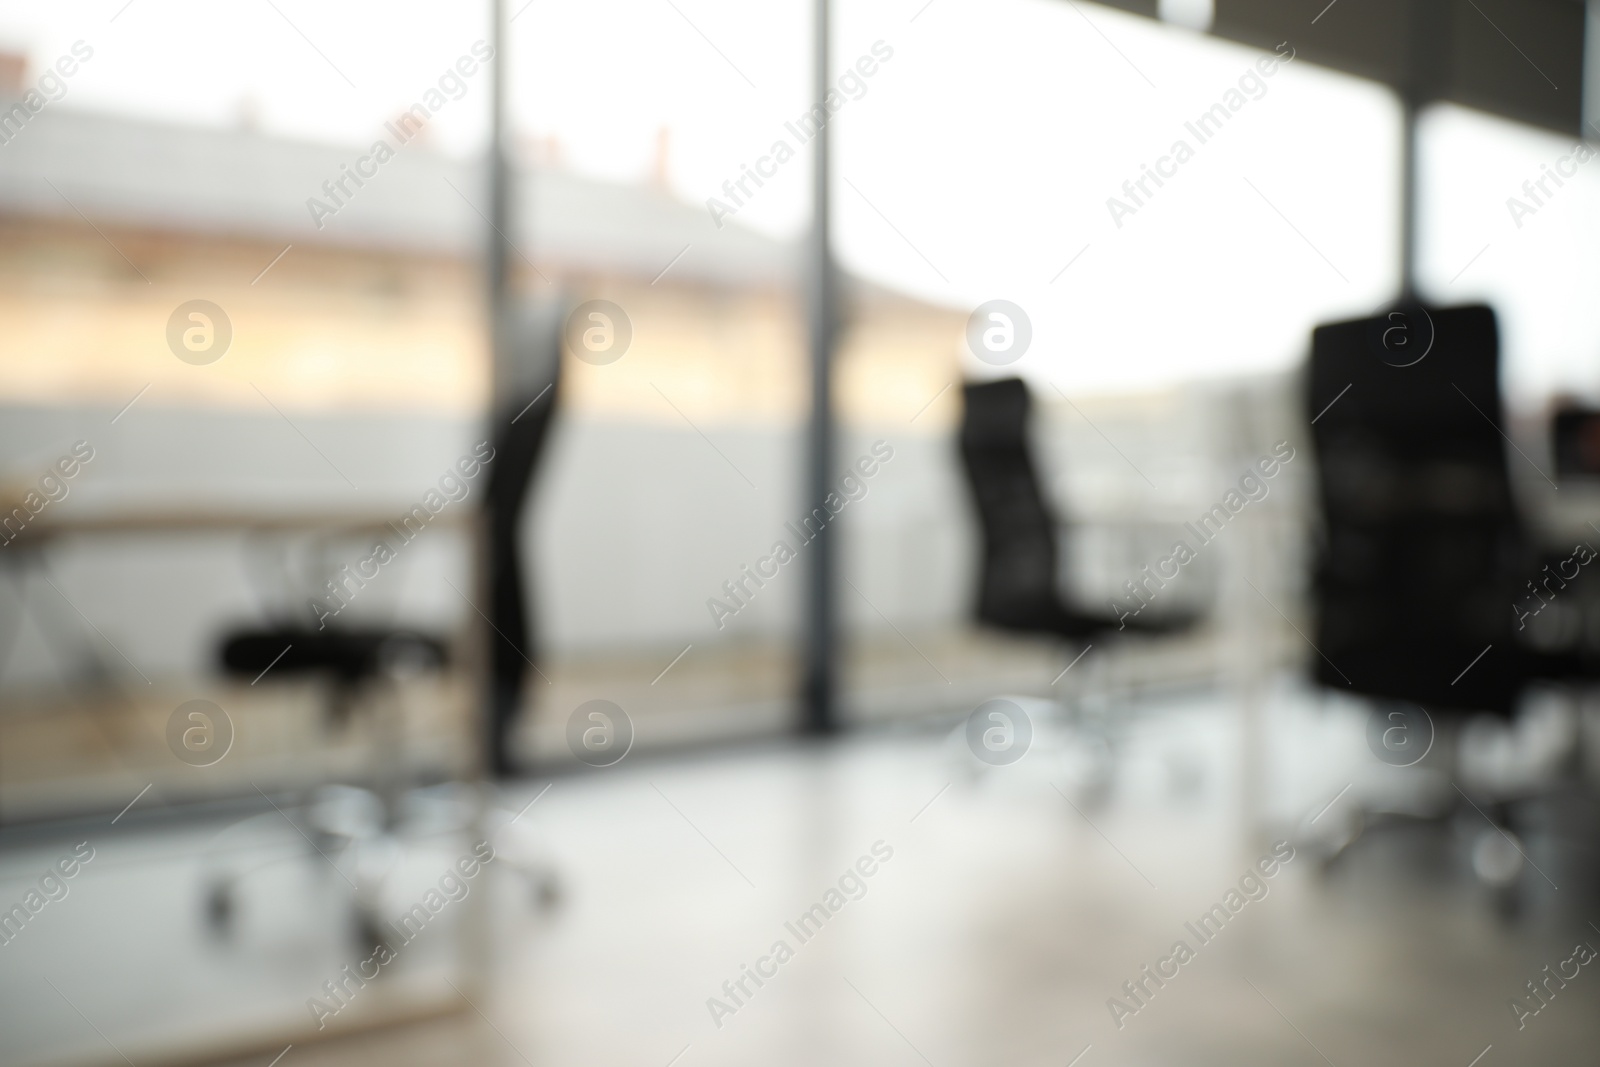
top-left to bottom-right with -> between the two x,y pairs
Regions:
1308,303 -> 1529,714
1552,403 -> 1600,479
958,378 -> 1062,629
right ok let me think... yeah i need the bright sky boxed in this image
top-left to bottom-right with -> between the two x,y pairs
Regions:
0,0 -> 1594,400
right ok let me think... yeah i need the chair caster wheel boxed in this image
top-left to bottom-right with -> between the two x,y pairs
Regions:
1472,828 -> 1524,888
1472,827 -> 1524,921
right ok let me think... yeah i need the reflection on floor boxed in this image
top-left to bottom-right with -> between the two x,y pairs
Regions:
6,681 -> 1600,1067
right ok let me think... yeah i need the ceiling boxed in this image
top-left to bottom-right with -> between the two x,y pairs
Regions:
1090,0 -> 1587,136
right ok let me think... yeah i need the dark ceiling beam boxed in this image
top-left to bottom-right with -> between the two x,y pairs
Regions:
1088,0 -> 1586,136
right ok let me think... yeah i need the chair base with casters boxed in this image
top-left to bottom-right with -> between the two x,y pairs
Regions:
207,625 -> 450,943
210,626 -> 565,937
1292,699 -> 1574,921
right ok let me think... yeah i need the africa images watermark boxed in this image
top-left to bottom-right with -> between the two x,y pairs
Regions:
1505,140 -> 1599,230
705,440 -> 895,630
1509,931 -> 1600,1030
566,699 -> 634,767
1,440 -> 96,547
307,841 -> 495,1029
1105,41 -> 1296,230
0,40 -> 94,148
706,40 -> 895,229
166,699 -> 234,767
1106,841 -> 1296,1030
1515,541 -> 1596,632
309,442 -> 495,628
1110,441 -> 1296,628
306,40 -> 495,230
705,839 -> 895,1030
0,842 -> 96,949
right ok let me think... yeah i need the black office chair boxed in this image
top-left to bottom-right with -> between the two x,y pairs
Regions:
1526,403 -> 1600,674
214,626 -> 450,942
959,377 -> 1198,640
1307,303 -> 1531,715
957,379 -> 1203,787
221,628 -> 447,701
207,304 -> 565,938
219,624 -> 450,819
1551,402 -> 1600,481
1304,303 -> 1563,896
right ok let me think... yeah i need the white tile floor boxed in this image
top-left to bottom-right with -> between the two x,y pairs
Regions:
6,681 -> 1600,1067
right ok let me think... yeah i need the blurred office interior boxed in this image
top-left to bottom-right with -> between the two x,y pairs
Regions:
4,0 -> 1600,1064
